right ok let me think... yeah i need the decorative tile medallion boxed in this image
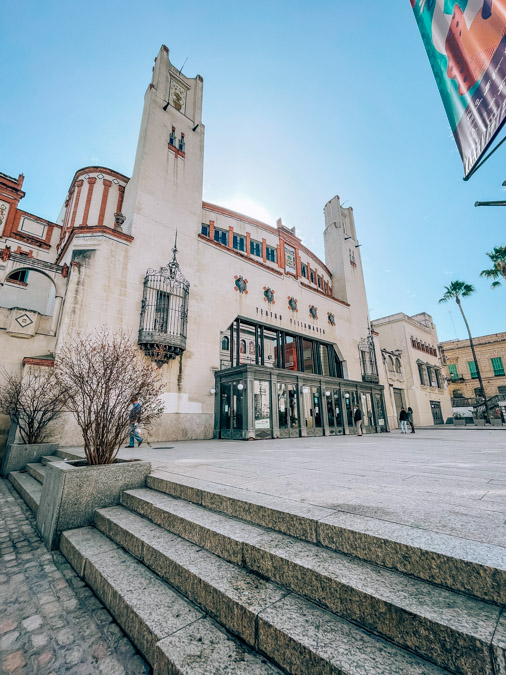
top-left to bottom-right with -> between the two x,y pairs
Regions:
234,275 -> 248,294
328,312 -> 335,326
15,313 -> 34,328
309,305 -> 318,320
263,287 -> 275,304
288,297 -> 298,312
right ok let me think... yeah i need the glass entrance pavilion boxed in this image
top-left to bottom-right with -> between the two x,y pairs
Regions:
214,317 -> 388,440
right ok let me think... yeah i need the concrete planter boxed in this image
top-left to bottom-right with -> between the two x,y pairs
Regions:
37,458 -> 151,550
473,419 -> 486,427
453,419 -> 466,426
491,418 -> 503,426
1,442 -> 59,478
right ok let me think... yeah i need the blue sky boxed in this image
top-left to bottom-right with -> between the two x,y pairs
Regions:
0,1 -> 504,342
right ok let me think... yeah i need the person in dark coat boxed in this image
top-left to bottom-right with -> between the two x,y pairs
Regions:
125,396 -> 143,447
399,407 -> 409,434
407,406 -> 415,433
354,405 -> 363,436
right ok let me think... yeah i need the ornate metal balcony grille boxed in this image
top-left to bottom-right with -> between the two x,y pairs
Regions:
359,334 -> 379,384
138,239 -> 189,365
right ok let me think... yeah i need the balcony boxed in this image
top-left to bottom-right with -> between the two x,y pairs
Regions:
138,242 -> 189,365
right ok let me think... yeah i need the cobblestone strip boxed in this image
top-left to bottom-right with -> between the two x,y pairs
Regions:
0,479 -> 150,674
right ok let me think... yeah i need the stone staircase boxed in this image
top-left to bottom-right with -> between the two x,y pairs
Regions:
59,470 -> 506,675
8,449 -> 82,513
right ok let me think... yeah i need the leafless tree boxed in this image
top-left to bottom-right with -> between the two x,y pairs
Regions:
55,330 -> 165,465
0,366 -> 67,444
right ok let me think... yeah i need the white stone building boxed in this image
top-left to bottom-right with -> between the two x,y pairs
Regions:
372,312 -> 452,428
0,46 -> 448,446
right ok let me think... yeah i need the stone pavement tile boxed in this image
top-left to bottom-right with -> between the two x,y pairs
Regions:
0,478 -> 150,674
133,430 -> 506,549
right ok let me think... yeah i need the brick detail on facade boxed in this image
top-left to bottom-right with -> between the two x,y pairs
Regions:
98,179 -> 112,226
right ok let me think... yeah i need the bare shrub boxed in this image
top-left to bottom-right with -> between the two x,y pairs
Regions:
55,330 -> 164,465
0,366 -> 67,444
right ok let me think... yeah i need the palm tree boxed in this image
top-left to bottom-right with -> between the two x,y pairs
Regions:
480,245 -> 506,289
438,281 -> 490,423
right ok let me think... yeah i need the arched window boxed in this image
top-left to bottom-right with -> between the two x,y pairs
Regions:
395,358 -> 402,373
249,341 -> 255,355
7,270 -> 29,284
221,335 -> 229,351
240,339 -> 246,354
388,356 -> 395,372
1,268 -> 56,315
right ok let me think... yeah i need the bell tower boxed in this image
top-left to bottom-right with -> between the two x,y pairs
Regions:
323,195 -> 370,336
122,46 -> 205,246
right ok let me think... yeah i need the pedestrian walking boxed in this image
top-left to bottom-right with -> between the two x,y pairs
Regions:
399,407 -> 409,434
407,406 -> 415,433
354,404 -> 363,436
125,395 -> 143,447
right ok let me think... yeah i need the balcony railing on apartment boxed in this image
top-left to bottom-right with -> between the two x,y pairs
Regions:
451,397 -> 479,407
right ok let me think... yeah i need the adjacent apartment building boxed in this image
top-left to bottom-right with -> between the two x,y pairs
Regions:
372,312 -> 452,428
440,332 -> 506,420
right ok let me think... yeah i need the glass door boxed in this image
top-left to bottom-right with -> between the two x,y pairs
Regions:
361,392 -> 375,433
220,382 -> 245,439
312,386 -> 323,436
278,382 -> 300,438
231,384 -> 244,438
325,389 -> 344,435
304,386 -> 323,436
374,392 -> 387,432
220,384 -> 232,438
254,380 -> 272,438
344,390 -> 358,434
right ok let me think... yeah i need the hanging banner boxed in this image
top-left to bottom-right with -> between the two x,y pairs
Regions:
411,0 -> 506,177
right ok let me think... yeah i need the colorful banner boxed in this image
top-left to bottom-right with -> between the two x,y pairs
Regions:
411,0 -> 506,177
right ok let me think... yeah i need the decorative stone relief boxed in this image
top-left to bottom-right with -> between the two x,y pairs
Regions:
19,216 -> 46,239
263,287 -> 275,304
234,275 -> 248,294
169,79 -> 187,113
0,200 -> 9,235
309,305 -> 318,320
288,297 -> 298,312
7,308 -> 39,338
328,312 -> 335,326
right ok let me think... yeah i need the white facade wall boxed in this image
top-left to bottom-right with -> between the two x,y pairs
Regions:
373,313 -> 452,427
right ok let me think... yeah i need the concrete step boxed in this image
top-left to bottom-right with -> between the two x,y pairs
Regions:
93,505 -> 454,675
9,471 -> 42,512
147,471 -> 506,605
26,462 -> 46,484
121,487 -> 501,675
60,527 -> 279,673
41,455 -> 60,466
55,449 -> 83,461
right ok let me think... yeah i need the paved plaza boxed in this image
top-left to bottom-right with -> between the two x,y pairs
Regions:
110,428 -> 506,549
0,480 -> 149,675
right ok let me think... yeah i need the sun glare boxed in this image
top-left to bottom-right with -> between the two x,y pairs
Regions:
219,196 -> 274,225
